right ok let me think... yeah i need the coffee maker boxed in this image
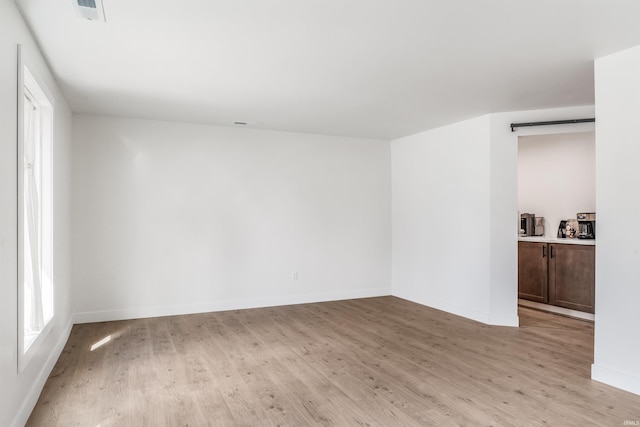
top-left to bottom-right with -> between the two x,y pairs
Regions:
576,212 -> 596,239
520,213 -> 535,236
520,213 -> 544,236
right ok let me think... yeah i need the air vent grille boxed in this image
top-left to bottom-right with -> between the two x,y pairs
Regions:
73,0 -> 105,22
77,0 -> 96,9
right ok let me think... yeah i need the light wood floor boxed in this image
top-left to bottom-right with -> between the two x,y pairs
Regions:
27,297 -> 640,426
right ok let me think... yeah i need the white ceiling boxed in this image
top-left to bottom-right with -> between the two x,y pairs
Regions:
15,0 -> 640,139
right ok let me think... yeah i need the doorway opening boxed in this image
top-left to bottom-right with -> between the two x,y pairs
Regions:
517,130 -> 596,322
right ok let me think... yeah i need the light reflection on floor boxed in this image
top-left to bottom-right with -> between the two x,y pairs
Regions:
90,334 -> 112,351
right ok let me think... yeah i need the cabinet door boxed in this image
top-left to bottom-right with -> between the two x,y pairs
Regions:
548,244 -> 595,313
518,242 -> 548,303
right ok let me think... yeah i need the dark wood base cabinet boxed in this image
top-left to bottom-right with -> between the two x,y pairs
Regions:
518,242 -> 548,303
518,241 -> 595,314
548,244 -> 595,313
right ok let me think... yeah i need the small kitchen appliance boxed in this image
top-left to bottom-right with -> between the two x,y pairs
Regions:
576,212 -> 596,239
520,213 -> 535,236
534,217 -> 545,236
520,213 -> 544,236
557,220 -> 568,238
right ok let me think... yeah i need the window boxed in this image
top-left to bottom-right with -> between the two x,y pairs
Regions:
18,46 -> 54,371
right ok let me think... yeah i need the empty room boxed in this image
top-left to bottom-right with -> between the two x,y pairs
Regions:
2,0 -> 640,426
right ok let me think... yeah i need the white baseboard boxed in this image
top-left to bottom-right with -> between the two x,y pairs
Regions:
592,364 -> 640,396
392,290 -> 519,327
11,317 -> 73,427
518,299 -> 595,321
487,312 -> 520,327
72,287 -> 391,324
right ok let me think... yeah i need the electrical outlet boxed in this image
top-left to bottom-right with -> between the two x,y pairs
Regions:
291,271 -> 298,280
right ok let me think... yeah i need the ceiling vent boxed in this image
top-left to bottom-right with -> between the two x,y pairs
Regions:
73,0 -> 106,22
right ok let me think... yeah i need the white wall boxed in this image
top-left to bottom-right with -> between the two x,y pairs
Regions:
391,115 -> 495,323
518,132 -> 596,236
592,44 -> 640,395
0,2 -> 73,426
71,116 -> 391,321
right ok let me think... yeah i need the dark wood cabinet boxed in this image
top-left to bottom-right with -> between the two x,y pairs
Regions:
518,242 -> 548,303
518,241 -> 595,313
548,244 -> 595,313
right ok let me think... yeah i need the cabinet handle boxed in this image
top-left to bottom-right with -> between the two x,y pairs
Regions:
542,245 -> 546,258
550,246 -> 554,258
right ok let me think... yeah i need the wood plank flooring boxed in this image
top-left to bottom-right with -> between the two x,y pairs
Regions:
27,297 -> 640,426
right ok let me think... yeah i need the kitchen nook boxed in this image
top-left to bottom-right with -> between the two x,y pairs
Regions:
518,131 -> 595,320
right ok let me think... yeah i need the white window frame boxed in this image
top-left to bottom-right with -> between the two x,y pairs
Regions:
17,45 -> 55,373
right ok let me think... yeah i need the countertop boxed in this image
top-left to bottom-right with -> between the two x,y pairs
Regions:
518,236 -> 596,246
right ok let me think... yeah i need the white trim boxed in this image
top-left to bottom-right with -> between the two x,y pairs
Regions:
518,299 -> 595,321
17,44 -> 56,373
513,123 -> 596,326
10,318 -> 73,427
592,364 -> 640,396
392,291 -> 519,327
487,312 -> 519,327
17,44 -> 26,368
18,320 -> 54,374
72,288 -> 391,324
